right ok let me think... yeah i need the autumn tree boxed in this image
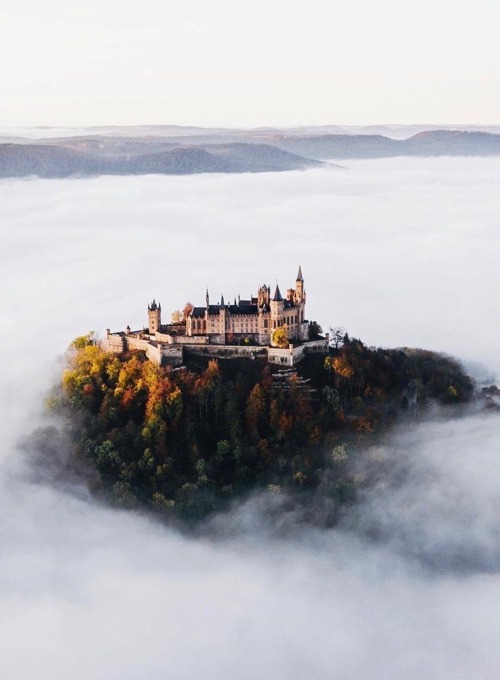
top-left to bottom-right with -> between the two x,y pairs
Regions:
272,325 -> 288,349
245,383 -> 267,440
182,302 -> 194,319
69,332 -> 98,349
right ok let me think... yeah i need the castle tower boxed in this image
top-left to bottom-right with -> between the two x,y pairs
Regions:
295,265 -> 305,304
219,294 -> 228,342
148,300 -> 161,335
270,283 -> 285,330
257,284 -> 270,308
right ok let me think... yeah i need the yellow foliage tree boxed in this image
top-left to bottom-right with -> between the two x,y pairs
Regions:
331,355 -> 354,379
272,324 -> 288,349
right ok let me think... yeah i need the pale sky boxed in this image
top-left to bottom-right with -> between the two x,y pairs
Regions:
1,0 -> 499,127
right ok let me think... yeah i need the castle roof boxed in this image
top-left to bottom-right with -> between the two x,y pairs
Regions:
228,304 -> 258,315
273,284 -> 283,302
296,265 -> 303,282
191,307 -> 206,318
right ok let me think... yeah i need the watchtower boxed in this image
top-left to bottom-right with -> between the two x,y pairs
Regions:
148,300 -> 161,334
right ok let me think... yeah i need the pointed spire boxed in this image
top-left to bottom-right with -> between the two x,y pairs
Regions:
296,265 -> 303,282
220,294 -> 225,307
206,288 -> 209,307
273,283 -> 283,302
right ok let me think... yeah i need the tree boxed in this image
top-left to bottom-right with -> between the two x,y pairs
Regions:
323,386 -> 341,412
332,355 -> 354,379
182,302 -> 194,319
329,327 -> 346,349
308,321 -> 323,338
272,325 -> 288,348
171,310 -> 182,323
69,332 -> 98,349
245,383 -> 266,439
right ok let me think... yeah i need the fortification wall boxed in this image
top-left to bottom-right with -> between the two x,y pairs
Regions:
185,345 -> 267,359
103,333 -> 183,366
102,335 -> 124,353
103,332 -> 328,367
126,336 -> 162,365
303,338 -> 329,353
155,331 -> 208,345
268,338 -> 328,365
268,344 -> 305,366
207,333 -> 227,345
160,345 -> 184,366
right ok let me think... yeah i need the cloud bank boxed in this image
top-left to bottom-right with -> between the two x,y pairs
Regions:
1,158 -> 500,678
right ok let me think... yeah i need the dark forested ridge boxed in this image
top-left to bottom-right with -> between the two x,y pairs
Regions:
37,333 -> 475,524
0,142 -> 322,178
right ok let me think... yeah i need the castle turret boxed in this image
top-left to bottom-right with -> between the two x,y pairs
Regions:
270,283 -> 285,331
295,265 -> 305,304
219,293 -> 228,341
257,284 -> 270,308
148,299 -> 161,335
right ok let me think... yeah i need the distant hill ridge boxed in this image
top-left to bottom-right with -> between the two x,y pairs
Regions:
272,130 -> 500,159
1,129 -> 500,178
0,141 -> 323,178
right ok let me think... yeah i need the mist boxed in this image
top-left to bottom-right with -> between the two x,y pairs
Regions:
1,157 -> 500,678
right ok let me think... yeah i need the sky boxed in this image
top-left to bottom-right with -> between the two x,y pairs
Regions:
1,0 -> 500,127
1,159 -> 500,678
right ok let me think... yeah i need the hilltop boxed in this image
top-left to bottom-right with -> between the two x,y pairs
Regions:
38,332 -> 475,525
0,141 -> 323,179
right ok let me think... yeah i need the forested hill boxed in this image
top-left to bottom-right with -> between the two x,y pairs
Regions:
271,130 -> 500,159
39,334 -> 474,524
0,142 -> 322,178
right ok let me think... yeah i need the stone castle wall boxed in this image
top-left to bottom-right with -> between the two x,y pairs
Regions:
155,330 -> 208,346
185,344 -> 268,359
104,334 -> 328,367
102,335 -> 124,354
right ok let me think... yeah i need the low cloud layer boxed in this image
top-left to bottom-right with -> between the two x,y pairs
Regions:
1,158 -> 500,678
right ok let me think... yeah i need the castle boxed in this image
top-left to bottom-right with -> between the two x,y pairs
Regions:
104,267 -> 328,366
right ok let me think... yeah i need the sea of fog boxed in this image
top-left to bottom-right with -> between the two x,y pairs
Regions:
1,157 -> 500,679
